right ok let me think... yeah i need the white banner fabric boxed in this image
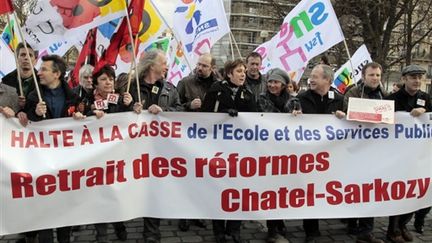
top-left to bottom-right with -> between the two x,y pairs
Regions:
265,0 -> 344,73
173,0 -> 230,66
1,112 -> 432,235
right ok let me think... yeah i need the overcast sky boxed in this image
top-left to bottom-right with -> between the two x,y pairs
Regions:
152,0 -> 176,26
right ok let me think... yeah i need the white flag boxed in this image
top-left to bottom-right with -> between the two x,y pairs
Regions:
167,37 -> 191,87
173,0 -> 230,66
266,0 -> 344,72
0,39 -> 15,80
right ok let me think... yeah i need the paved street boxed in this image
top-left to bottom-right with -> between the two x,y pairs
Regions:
1,216 -> 432,243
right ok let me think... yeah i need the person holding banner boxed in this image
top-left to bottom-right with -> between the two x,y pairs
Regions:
132,49 -> 183,115
343,62 -> 387,112
79,64 -> 130,242
257,68 -> 300,243
294,64 -> 344,242
202,59 -> 256,243
24,55 -> 81,122
23,54 -> 79,243
85,65 -> 134,119
176,53 -> 218,231
245,52 -> 267,101
342,62 -> 386,243
132,49 -> 182,243
386,64 -> 432,242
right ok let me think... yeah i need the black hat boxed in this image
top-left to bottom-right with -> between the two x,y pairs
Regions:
401,64 -> 426,76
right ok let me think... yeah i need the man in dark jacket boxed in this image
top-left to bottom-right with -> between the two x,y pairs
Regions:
386,64 -> 432,243
202,59 -> 256,243
177,53 -> 219,112
245,52 -> 266,101
25,55 -> 80,122
132,50 -> 182,115
176,53 -> 216,231
3,42 -> 39,99
132,49 -> 182,243
24,55 -> 78,243
343,62 -> 385,243
295,64 -> 344,242
3,42 -> 39,126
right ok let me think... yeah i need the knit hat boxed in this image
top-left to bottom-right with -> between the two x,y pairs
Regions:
267,68 -> 290,85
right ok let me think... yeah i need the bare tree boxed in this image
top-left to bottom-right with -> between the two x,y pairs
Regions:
270,0 -> 432,72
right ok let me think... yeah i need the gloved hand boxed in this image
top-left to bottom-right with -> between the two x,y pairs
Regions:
227,109 -> 238,117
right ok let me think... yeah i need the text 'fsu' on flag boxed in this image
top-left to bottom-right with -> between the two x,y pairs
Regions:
265,0 -> 345,73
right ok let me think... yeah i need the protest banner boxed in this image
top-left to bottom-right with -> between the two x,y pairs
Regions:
1,112 -> 431,235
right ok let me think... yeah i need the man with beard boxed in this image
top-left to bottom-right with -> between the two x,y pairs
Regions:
177,53 -> 219,112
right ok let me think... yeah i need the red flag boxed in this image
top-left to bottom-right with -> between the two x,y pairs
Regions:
0,0 -> 14,15
69,28 -> 98,88
95,0 -> 145,72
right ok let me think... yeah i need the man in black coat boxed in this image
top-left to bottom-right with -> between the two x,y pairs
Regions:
386,64 -> 432,243
295,64 -> 344,243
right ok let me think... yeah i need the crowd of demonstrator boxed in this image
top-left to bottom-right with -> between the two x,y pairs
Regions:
1,43 -> 431,243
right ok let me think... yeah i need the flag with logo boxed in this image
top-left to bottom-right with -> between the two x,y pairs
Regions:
265,0 -> 344,73
333,44 -> 372,93
173,0 -> 230,66
23,0 -> 127,50
167,37 -> 191,86
1,14 -> 21,52
254,41 -> 306,83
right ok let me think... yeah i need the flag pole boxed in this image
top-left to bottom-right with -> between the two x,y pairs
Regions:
126,35 -> 140,98
123,0 -> 141,103
229,32 -> 235,60
150,0 -> 194,72
13,12 -> 44,108
230,32 -> 242,60
342,39 -> 357,87
5,14 -> 23,97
